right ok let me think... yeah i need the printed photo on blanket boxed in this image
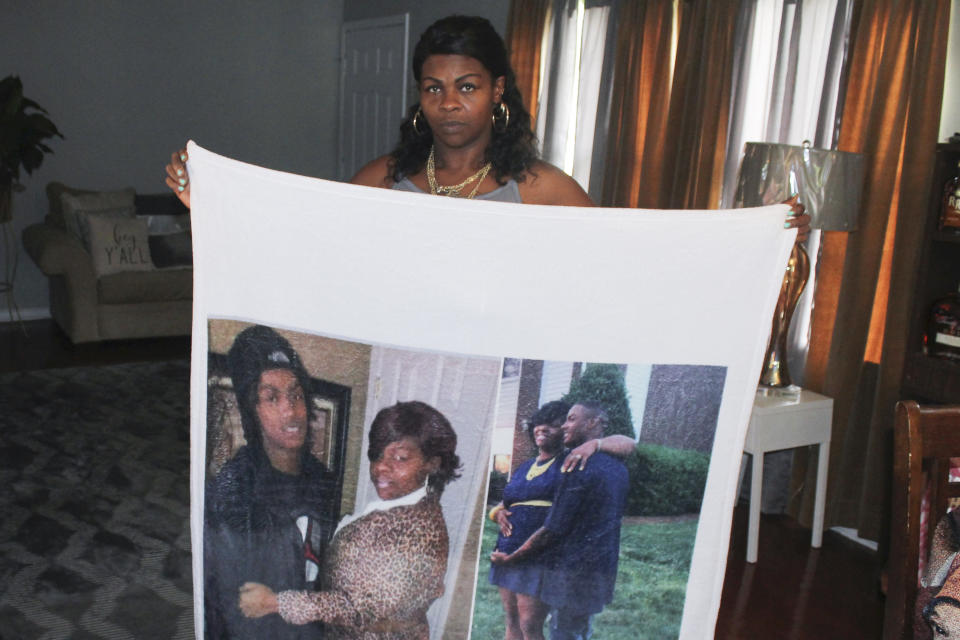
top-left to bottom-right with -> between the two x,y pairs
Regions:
202,319 -> 498,639
471,359 -> 726,640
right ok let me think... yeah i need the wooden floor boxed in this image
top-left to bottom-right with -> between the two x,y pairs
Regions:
716,506 -> 884,638
1,319 -> 887,638
0,318 -> 190,373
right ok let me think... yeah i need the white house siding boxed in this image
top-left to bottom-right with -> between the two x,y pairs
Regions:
624,364 -> 652,439
492,376 -> 521,464
538,361 -> 575,406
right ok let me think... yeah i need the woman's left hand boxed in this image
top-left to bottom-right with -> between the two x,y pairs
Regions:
238,582 -> 279,618
164,147 -> 191,208
784,195 -> 811,243
490,551 -> 511,566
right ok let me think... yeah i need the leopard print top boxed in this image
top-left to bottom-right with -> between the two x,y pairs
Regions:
277,495 -> 448,639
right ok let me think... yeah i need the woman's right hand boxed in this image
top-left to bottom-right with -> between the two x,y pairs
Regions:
495,507 -> 513,537
164,147 -> 191,208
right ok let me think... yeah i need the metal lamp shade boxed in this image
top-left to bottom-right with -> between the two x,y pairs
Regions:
734,142 -> 865,231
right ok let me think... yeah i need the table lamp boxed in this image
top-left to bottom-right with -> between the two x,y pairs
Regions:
734,140 -> 865,395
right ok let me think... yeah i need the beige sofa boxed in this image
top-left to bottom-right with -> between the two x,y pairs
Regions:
22,182 -> 192,343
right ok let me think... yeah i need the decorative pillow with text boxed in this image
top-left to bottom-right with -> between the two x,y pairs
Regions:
80,212 -> 155,277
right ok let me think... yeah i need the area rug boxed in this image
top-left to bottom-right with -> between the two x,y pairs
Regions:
0,360 -> 193,640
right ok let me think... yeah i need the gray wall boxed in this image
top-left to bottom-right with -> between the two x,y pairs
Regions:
343,0 -> 510,105
344,1 -> 509,52
3,1 -> 343,316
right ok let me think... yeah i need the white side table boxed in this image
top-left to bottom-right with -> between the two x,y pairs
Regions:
742,389 -> 833,563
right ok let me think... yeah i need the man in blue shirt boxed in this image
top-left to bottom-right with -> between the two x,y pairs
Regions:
491,402 -> 630,640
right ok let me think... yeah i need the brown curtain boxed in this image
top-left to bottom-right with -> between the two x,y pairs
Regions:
657,0 -> 743,209
601,0 -> 743,209
793,0 -> 951,543
599,0 -> 676,207
506,0 -> 552,125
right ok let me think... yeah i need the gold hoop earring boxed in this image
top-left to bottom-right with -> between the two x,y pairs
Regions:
492,102 -> 510,132
412,107 -> 427,135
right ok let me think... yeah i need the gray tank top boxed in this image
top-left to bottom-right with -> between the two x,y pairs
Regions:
392,176 -> 523,203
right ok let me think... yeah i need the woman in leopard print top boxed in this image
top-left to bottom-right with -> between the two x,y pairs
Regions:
239,401 -> 461,639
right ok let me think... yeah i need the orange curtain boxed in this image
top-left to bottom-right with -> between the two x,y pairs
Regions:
794,0 -> 951,542
600,0 -> 676,208
601,0 -> 742,209
657,0 -> 742,209
506,0 -> 551,125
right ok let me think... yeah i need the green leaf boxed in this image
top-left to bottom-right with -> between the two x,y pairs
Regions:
20,97 -> 48,114
26,112 -> 63,138
21,146 -> 43,174
0,75 -> 62,186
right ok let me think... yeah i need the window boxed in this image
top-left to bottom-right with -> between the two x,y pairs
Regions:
722,0 -> 854,386
536,0 -> 613,195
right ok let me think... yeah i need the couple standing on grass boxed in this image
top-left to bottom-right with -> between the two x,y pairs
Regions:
488,400 -> 634,640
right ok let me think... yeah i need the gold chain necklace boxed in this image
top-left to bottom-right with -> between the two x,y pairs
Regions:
426,146 -> 492,198
526,455 -> 557,481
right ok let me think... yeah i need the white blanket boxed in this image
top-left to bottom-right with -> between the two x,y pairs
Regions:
186,141 -> 794,639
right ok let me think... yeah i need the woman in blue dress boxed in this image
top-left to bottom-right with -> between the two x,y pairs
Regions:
489,400 -> 567,640
489,400 -> 634,640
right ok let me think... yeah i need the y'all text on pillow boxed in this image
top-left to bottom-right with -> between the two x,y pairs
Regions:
107,224 -> 150,265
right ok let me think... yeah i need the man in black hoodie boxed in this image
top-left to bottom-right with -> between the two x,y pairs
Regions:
204,325 -> 338,639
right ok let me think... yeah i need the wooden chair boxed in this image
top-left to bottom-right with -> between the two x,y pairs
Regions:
883,400 -> 960,640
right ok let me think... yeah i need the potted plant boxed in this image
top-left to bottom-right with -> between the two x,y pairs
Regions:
0,75 -> 64,222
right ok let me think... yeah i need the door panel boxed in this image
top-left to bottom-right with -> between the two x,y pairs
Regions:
339,15 -> 409,181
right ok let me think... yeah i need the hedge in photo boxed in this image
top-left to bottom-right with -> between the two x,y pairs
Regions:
626,443 -> 709,516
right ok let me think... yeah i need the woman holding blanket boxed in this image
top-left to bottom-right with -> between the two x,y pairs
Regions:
164,14 -> 808,235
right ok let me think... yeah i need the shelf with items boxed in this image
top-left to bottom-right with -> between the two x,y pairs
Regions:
902,352 -> 960,404
934,231 -> 960,245
902,142 -> 960,404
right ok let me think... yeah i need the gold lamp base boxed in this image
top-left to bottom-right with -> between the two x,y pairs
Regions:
759,241 -> 810,392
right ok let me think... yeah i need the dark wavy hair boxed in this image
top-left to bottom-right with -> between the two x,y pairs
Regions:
389,15 -> 539,185
525,400 -> 571,445
367,400 -> 462,495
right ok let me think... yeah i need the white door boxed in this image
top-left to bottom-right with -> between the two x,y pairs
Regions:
339,14 -> 410,181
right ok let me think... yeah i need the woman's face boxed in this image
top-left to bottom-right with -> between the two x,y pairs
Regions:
256,368 -> 308,454
418,54 -> 505,151
532,422 -> 563,455
370,436 -> 440,500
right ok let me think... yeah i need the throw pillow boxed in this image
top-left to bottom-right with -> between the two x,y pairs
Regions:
149,231 -> 193,268
139,213 -> 191,236
75,210 -> 132,249
80,212 -> 155,277
60,189 -> 136,240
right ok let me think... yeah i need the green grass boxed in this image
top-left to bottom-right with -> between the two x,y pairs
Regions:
469,517 -> 698,640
